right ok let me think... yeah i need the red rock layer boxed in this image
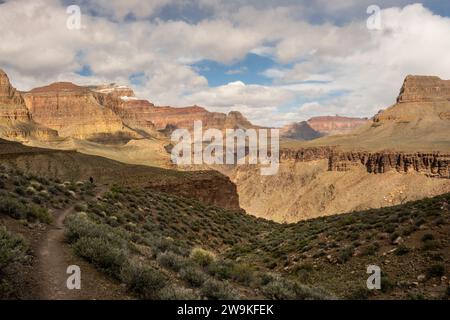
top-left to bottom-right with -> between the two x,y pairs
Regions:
23,82 -> 127,139
307,116 -> 369,135
397,75 -> 450,103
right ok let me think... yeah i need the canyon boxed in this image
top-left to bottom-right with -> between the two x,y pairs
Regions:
220,75 -> 450,222
1,69 -> 449,223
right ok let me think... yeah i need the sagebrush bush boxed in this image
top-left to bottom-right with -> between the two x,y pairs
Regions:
263,277 -> 331,300
159,285 -> 198,300
120,262 -> 167,299
200,279 -> 235,300
190,248 -> 215,267
73,237 -> 127,278
426,264 -> 445,278
157,252 -> 186,272
180,265 -> 207,288
0,227 -> 28,273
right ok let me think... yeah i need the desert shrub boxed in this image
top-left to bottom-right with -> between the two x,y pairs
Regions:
262,278 -> 330,300
190,248 -> 215,267
381,275 -> 395,293
0,227 -> 28,273
159,285 -> 198,300
180,265 -> 207,287
229,263 -> 255,285
74,203 -> 87,212
421,240 -> 442,251
426,264 -> 445,278
395,244 -> 411,256
0,198 -> 26,220
338,246 -> 354,263
200,279 -> 234,300
421,234 -> 434,242
207,260 -> 234,280
157,252 -> 186,272
73,237 -> 127,278
292,263 -> 314,282
27,205 -> 52,224
120,262 -> 167,299
361,243 -> 379,256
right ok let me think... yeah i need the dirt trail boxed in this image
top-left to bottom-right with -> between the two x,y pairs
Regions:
37,186 -> 130,300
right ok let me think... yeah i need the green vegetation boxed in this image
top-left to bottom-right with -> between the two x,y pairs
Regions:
0,164 -> 448,300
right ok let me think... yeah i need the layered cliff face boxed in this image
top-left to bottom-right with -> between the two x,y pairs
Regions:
137,105 -> 254,131
295,75 -> 450,152
329,152 -> 449,178
280,121 -> 323,140
23,82 -> 132,140
307,116 -> 369,136
397,75 -> 450,103
0,70 -> 58,141
221,75 -> 450,222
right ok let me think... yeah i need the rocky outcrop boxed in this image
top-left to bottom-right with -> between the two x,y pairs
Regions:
280,147 -> 449,179
0,69 -> 58,141
23,82 -> 131,140
397,75 -> 450,103
329,152 -> 449,178
307,116 -> 369,136
0,70 -> 31,123
139,105 -> 254,131
280,121 -> 323,140
280,147 -> 335,161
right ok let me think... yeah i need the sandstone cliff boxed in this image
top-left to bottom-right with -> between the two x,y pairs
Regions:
329,151 -> 449,179
397,75 -> 450,103
307,116 -> 369,136
0,69 -> 58,141
23,82 -> 135,141
297,75 -> 450,152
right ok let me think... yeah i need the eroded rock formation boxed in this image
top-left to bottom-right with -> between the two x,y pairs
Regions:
329,152 -> 450,179
307,116 -> 369,135
0,70 -> 58,141
23,82 -> 131,140
397,75 -> 450,103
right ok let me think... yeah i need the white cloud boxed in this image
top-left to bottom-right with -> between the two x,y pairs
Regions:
0,1 -> 450,127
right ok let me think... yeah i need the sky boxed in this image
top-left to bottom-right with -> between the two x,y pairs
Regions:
1,0 -> 450,127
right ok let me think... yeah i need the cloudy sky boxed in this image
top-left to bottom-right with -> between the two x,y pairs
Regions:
1,0 -> 450,126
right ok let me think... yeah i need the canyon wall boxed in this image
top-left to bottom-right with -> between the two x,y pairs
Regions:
280,147 -> 449,179
307,116 -> 369,135
0,70 -> 58,141
23,82 -> 131,140
397,75 -> 450,103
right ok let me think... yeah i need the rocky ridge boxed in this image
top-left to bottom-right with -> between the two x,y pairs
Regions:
280,147 -> 449,179
307,116 -> 369,136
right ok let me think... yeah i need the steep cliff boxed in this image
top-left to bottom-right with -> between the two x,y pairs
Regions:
293,75 -> 450,152
396,75 -> 450,103
23,82 -> 135,141
307,116 -> 369,136
329,152 -> 449,179
0,69 -> 58,141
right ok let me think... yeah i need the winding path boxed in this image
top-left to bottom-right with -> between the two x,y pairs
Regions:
36,187 -> 130,300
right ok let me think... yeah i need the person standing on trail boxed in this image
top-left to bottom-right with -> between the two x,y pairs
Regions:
89,177 -> 94,184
